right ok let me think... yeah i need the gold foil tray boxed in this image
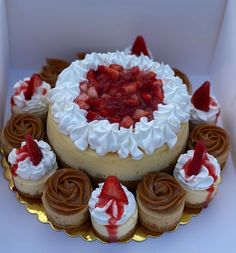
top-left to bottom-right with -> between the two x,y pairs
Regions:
1,150 -> 201,243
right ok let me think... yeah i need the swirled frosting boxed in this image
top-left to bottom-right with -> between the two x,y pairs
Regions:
43,168 -> 92,215
8,140 -> 56,180
49,52 -> 190,160
89,182 -> 136,225
190,96 -> 220,125
174,150 -> 221,190
12,77 -> 51,115
40,58 -> 70,87
188,124 -> 230,167
4,114 -> 45,148
136,172 -> 186,213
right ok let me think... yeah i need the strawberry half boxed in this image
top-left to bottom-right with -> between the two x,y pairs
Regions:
131,35 -> 150,57
24,74 -> 42,100
191,81 -> 210,112
98,176 -> 128,205
186,140 -> 206,176
25,134 -> 43,166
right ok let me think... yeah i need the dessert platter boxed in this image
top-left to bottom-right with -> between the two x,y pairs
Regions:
0,36 -> 230,242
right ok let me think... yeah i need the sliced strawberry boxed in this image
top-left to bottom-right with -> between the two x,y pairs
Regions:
123,94 -> 140,107
25,134 -> 43,166
109,64 -> 124,72
87,86 -> 98,98
107,68 -> 120,81
80,81 -> 88,93
185,140 -> 206,176
153,84 -> 164,101
131,35 -> 150,57
74,99 -> 90,110
87,111 -> 100,121
132,109 -> 150,121
122,82 -> 139,95
120,116 -> 134,128
140,91 -> 152,104
130,66 -> 140,75
24,74 -> 42,100
108,116 -> 121,124
87,98 -> 104,110
191,81 -> 210,112
86,69 -> 96,81
98,176 -> 128,205
142,71 -> 156,80
97,65 -> 107,74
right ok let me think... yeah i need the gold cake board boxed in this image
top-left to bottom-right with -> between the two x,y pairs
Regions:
0,148 -> 201,243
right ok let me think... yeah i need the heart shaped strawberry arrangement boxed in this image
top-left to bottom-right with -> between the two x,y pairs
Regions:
74,64 -> 164,128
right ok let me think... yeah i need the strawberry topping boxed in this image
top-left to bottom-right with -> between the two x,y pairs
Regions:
96,176 -> 128,225
131,35 -> 150,57
24,74 -> 42,100
25,134 -> 43,166
74,64 -> 164,128
185,140 -> 206,176
191,81 -> 210,112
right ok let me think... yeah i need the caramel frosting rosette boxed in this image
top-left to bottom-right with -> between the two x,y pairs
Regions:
136,172 -> 186,232
188,124 -> 230,170
40,58 -> 69,87
137,172 -> 186,213
1,113 -> 45,156
42,168 -> 92,229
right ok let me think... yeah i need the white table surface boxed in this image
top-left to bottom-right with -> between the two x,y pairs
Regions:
0,73 -> 235,253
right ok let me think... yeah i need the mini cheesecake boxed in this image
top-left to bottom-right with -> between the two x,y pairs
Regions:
89,176 -> 138,242
136,172 -> 186,232
42,168 -> 92,229
190,81 -> 220,128
188,124 -> 230,170
11,74 -> 51,122
174,140 -> 221,208
8,135 -> 57,198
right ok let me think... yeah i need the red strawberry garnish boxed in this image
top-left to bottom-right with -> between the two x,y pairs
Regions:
132,109 -> 150,121
98,176 -> 128,205
131,35 -> 150,57
24,74 -> 42,100
120,116 -> 134,128
185,140 -> 206,176
191,81 -> 210,112
25,134 -> 43,166
75,64 -> 165,128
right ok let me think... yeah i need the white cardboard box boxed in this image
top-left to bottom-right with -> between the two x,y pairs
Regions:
0,0 -> 236,252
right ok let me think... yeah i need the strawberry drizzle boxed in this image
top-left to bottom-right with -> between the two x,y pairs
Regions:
11,144 -> 29,176
74,64 -> 164,128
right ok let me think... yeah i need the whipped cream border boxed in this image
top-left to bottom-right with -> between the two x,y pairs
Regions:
173,150 -> 221,191
88,182 -> 136,225
12,77 -> 51,115
49,52 -> 190,160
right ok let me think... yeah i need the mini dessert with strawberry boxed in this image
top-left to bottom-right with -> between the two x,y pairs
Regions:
11,73 -> 51,121
48,51 -> 190,187
40,58 -> 70,88
1,113 -> 45,156
188,124 -> 230,170
190,81 -> 220,127
174,140 -> 221,208
42,168 -> 92,229
89,176 -> 138,242
136,172 -> 186,232
8,135 -> 57,198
